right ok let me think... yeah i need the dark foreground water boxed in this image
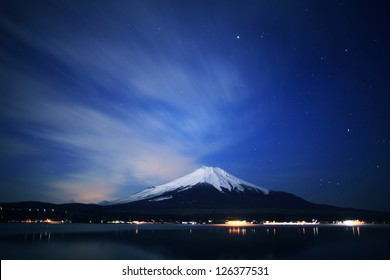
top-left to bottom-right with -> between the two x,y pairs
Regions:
0,223 -> 389,259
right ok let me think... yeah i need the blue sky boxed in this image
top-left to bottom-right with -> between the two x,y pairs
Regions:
1,0 -> 389,211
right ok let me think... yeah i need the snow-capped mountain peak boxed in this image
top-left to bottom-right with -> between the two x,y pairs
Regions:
170,166 -> 269,193
106,166 -> 269,205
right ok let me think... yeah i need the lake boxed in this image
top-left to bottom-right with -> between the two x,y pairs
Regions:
0,223 -> 389,259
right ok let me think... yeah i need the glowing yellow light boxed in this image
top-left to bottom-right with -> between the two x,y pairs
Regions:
342,220 -> 365,226
41,218 -> 62,224
225,220 -> 248,226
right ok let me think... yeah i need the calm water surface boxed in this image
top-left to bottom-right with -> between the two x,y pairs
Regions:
0,223 -> 389,259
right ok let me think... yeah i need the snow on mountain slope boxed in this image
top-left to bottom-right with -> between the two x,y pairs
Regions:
106,166 -> 269,205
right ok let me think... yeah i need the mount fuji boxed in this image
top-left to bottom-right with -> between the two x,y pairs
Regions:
103,166 -> 316,210
2,166 -> 389,222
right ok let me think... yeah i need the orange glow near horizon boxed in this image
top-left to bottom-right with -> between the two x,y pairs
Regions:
342,220 -> 365,226
225,220 -> 249,226
42,219 -> 62,224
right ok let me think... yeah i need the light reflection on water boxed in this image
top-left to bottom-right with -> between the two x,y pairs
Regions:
228,227 -> 247,235
1,224 -> 389,259
349,226 -> 361,237
225,225 -> 362,238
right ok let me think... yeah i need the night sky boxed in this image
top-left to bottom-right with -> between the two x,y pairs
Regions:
1,0 -> 389,211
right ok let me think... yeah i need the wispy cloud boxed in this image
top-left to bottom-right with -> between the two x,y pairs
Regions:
0,3 -> 253,202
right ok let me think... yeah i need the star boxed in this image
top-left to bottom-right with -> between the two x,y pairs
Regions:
236,35 -> 240,39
